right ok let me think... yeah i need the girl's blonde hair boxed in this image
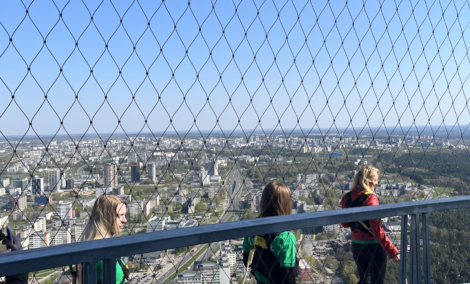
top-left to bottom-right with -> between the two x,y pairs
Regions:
259,181 -> 292,217
352,166 -> 380,193
82,194 -> 126,241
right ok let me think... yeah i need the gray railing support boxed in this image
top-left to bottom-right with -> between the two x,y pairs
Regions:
102,258 -> 117,284
399,215 -> 408,284
82,261 -> 97,284
422,213 -> 431,284
409,214 -> 421,284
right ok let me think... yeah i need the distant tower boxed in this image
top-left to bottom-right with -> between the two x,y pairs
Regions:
131,163 -> 140,182
32,178 -> 44,195
205,161 -> 219,176
48,169 -> 61,192
66,179 -> 74,190
147,163 -> 156,181
103,163 -> 118,187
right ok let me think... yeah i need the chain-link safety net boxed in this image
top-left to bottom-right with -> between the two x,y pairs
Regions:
0,0 -> 469,283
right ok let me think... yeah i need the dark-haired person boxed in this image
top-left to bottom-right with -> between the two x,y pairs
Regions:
242,182 -> 297,284
0,228 -> 29,284
341,166 -> 400,284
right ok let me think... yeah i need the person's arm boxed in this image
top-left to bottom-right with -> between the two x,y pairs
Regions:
5,274 -> 29,284
1,233 -> 29,284
242,237 -> 251,267
272,232 -> 297,284
340,195 -> 352,228
365,195 -> 399,258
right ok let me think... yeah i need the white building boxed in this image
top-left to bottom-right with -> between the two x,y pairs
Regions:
0,177 -> 9,188
323,224 -> 339,232
72,223 -> 84,242
195,262 -> 222,284
95,187 -> 113,198
177,271 -> 202,284
50,228 -> 71,246
147,216 -> 171,232
58,202 -> 72,220
199,170 -> 210,186
8,188 -> 21,196
29,233 -> 50,249
0,215 -> 8,227
147,163 -> 156,181
29,217 -> 46,232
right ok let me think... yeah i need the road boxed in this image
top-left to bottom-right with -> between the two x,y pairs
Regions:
154,167 -> 247,283
37,270 -> 60,283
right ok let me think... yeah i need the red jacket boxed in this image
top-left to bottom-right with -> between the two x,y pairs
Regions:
341,187 -> 399,258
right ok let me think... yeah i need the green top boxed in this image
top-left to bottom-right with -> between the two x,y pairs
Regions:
243,231 -> 296,283
96,258 -> 125,284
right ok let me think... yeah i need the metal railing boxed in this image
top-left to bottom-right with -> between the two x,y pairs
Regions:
1,195 -> 470,284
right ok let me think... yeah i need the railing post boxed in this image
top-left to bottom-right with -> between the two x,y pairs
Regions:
409,214 -> 421,284
422,213 -> 431,284
81,261 -> 97,284
399,215 -> 408,284
102,258 -> 116,284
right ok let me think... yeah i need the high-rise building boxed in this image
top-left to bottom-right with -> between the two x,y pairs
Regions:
0,196 -> 27,211
66,179 -> 74,189
0,177 -> 10,188
60,173 -> 67,189
205,161 -> 219,176
48,169 -> 61,192
32,178 -> 44,195
50,228 -> 71,246
128,201 -> 143,219
103,163 -> 118,187
58,202 -> 72,220
29,232 -> 50,249
131,163 -> 140,182
12,178 -> 28,193
113,186 -> 125,196
72,223 -> 85,242
147,163 -> 156,181
199,170 -> 210,186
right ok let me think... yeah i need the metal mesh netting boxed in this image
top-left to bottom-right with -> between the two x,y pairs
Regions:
0,0 -> 469,283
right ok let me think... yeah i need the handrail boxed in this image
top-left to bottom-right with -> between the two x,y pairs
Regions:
1,195 -> 469,282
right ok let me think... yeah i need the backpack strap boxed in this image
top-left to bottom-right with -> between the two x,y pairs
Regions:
345,191 -> 374,236
117,258 -> 130,284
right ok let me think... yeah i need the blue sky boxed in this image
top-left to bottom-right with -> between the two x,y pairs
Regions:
0,0 -> 469,138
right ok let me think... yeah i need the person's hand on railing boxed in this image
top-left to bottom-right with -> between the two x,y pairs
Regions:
393,253 -> 400,263
0,229 -> 28,283
0,230 -> 22,251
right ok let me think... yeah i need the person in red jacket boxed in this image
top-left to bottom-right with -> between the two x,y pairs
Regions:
341,166 -> 400,284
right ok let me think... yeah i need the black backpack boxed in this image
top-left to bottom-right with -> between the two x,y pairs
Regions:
249,233 -> 297,284
344,191 -> 374,236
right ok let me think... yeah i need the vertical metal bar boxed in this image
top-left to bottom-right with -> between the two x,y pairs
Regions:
82,263 -> 89,284
422,213 -> 431,284
410,214 -> 421,284
102,258 -> 116,284
399,215 -> 408,284
82,261 -> 97,284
